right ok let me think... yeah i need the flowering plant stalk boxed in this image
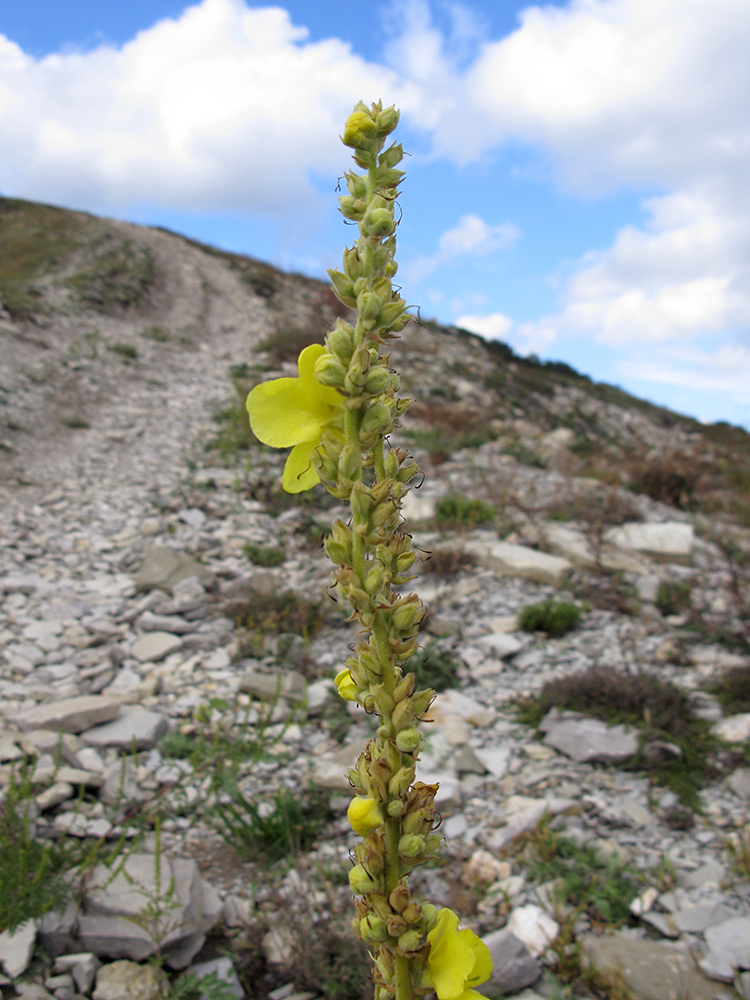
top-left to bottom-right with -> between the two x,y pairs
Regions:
247,101 -> 492,1000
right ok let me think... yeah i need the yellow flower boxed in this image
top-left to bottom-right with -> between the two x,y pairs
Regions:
246,344 -> 343,493
334,667 -> 358,701
426,908 -> 493,1000
347,796 -> 383,837
343,110 -> 376,148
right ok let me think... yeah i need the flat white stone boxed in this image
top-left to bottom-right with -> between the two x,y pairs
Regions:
471,540 -> 572,586
0,919 -> 36,978
712,714 -> 750,743
544,717 -> 638,764
476,632 -> 523,659
506,905 -> 559,958
605,522 -> 694,564
10,695 -> 121,734
82,707 -> 169,750
131,630 -> 183,663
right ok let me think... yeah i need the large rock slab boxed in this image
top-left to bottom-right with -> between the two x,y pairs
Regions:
712,714 -> 750,744
0,919 -> 36,978
605,522 -> 694,565
542,522 -> 651,574
135,545 -> 213,593
583,933 -> 719,1000
482,928 -> 541,995
79,854 -> 221,969
82,708 -> 169,750
701,916 -> 750,981
10,696 -> 121,733
470,540 -> 572,586
93,960 -> 169,1000
544,716 -> 639,764
131,630 -> 183,663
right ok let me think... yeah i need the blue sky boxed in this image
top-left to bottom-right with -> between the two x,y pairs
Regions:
2,0 -> 749,430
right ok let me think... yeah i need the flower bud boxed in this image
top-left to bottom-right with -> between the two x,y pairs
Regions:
360,914 -> 389,943
399,833 -> 426,858
376,106 -> 400,135
388,765 -> 412,797
338,443 -> 360,481
314,353 -> 346,388
328,269 -> 357,308
379,142 -> 404,168
344,109 -> 377,146
391,699 -> 412,731
357,291 -> 382,320
378,299 -> 407,328
393,672 -> 416,702
338,195 -> 366,220
392,598 -> 423,632
397,929 -> 423,953
384,450 -> 400,478
363,367 -> 392,396
349,864 -> 379,895
402,902 -> 422,924
421,902 -> 439,931
361,402 -> 392,437
425,834 -> 443,854
395,726 -> 421,754
398,462 -> 420,483
411,689 -> 435,717
348,796 -> 383,837
396,552 -> 416,573
363,207 -> 395,238
386,798 -> 404,817
345,170 -> 368,198
386,914 -> 407,937
343,246 -> 365,280
335,667 -> 358,701
364,563 -> 384,595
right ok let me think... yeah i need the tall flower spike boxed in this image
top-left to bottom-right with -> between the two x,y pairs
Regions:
244,101 -> 491,1000
246,343 -> 344,492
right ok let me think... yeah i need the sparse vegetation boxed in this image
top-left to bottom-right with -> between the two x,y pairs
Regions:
420,545 -> 477,577
435,495 -> 495,531
225,589 -> 323,638
109,341 -> 138,361
655,579 -> 693,617
211,785 -> 331,863
518,598 -> 582,637
244,541 -> 286,567
516,666 -> 716,808
706,663 -> 750,715
411,641 -> 461,692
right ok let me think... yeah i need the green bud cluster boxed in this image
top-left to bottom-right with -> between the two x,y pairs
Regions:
313,102 -> 442,1000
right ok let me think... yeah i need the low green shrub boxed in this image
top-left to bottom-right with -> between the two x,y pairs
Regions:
411,642 -> 461,692
243,542 -> 286,567
211,785 -> 331,862
518,598 -> 582,637
435,495 -> 495,531
655,580 -> 692,616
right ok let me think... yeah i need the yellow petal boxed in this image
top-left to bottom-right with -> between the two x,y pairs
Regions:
246,344 -> 342,449
347,796 -> 383,837
427,909 -> 476,1000
462,929 -> 493,987
282,440 -> 320,493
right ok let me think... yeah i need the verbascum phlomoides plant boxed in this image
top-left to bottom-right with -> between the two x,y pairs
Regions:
247,101 -> 493,1000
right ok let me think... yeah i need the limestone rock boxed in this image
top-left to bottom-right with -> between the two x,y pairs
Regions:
605,521 -> 694,564
583,932 -> 722,1000
712,714 -> 750,744
238,667 -> 307,704
131,631 -> 183,663
471,540 -> 572,586
506,905 -> 559,958
483,927 -> 542,994
543,716 -> 638,764
0,919 -> 36,978
93,960 -> 169,1000
10,696 -> 121,734
135,546 -> 213,593
82,708 -> 169,750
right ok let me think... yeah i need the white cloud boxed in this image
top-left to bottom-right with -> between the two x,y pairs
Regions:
406,213 -> 519,281
395,0 -> 750,396
0,0 -> 400,212
454,311 -> 513,341
620,342 -> 750,398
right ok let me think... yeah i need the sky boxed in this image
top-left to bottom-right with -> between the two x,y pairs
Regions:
1,0 -> 749,430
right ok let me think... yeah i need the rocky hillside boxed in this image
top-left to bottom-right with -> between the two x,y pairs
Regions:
1,196 -> 750,1000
